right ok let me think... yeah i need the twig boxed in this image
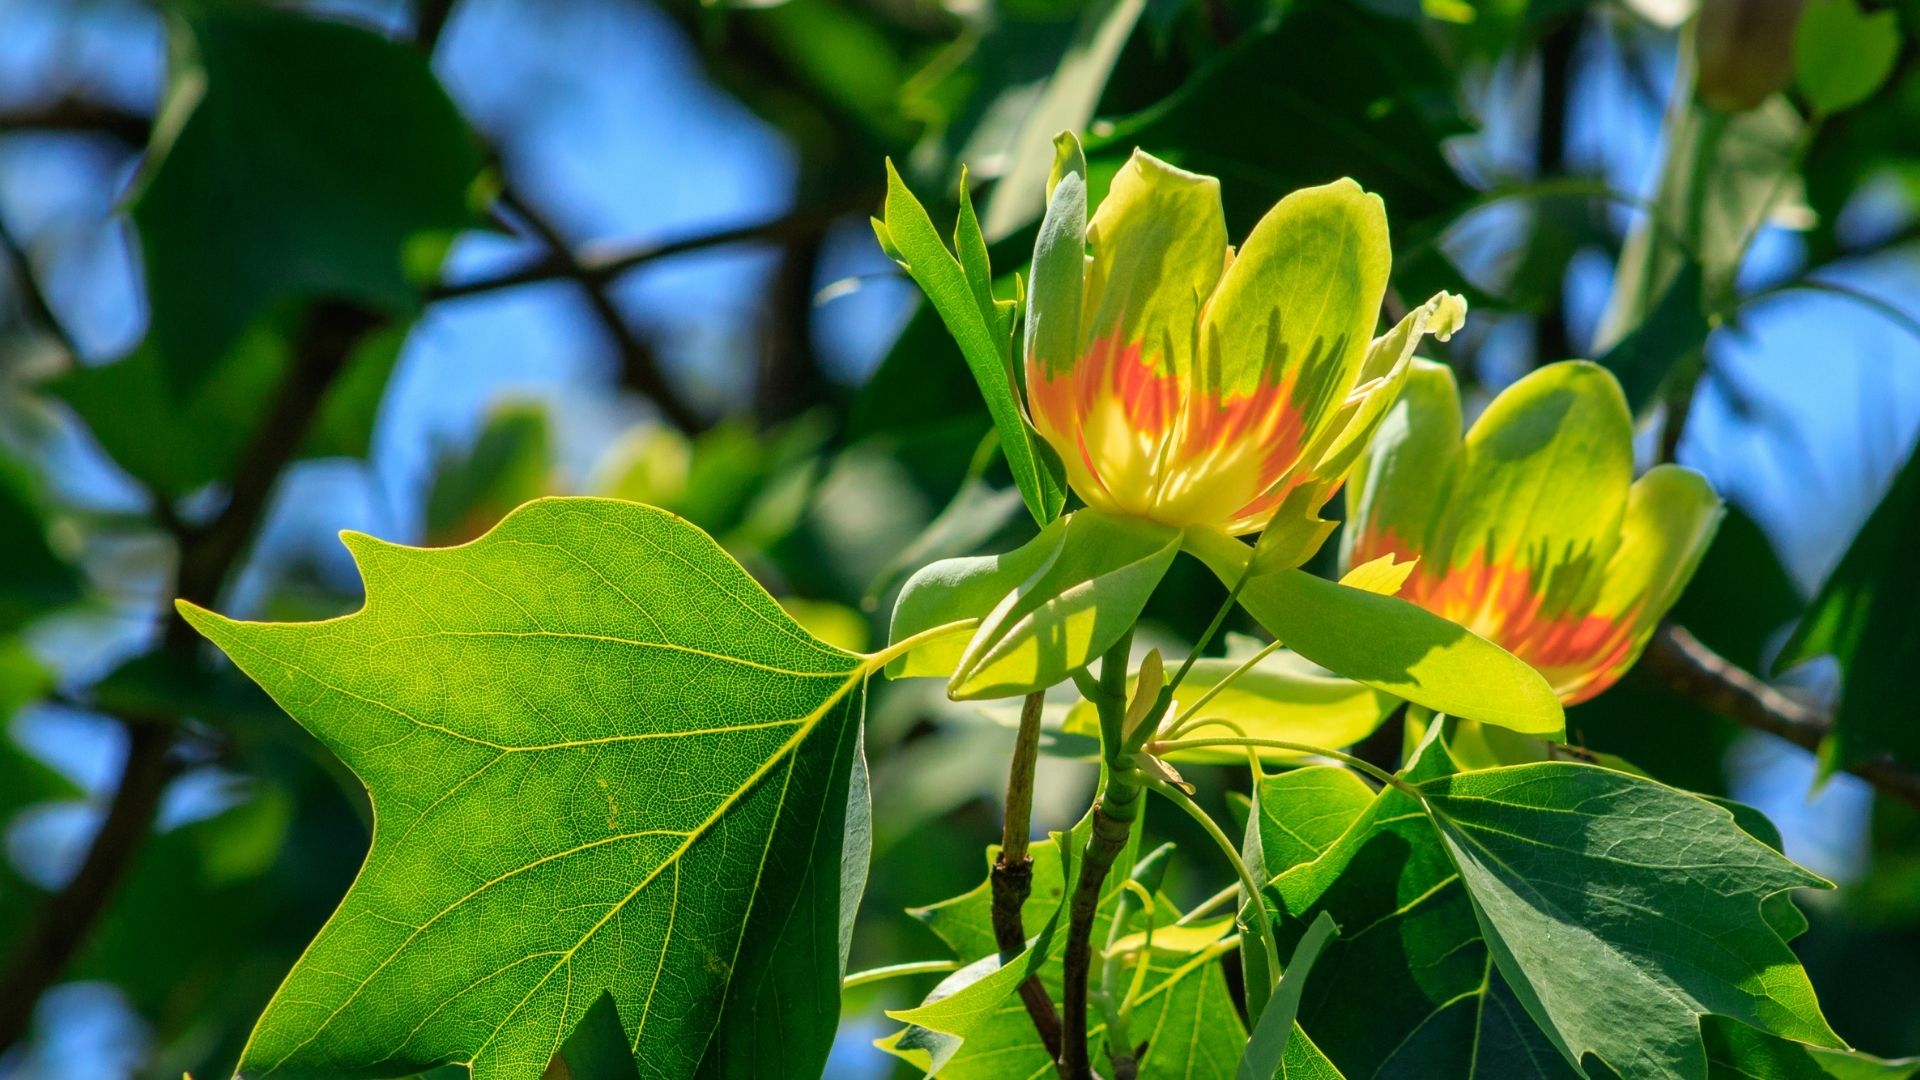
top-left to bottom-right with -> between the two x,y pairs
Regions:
492,188 -> 707,434
1061,639 -> 1144,1080
426,202 -> 854,302
993,692 -> 1066,1069
1644,624 -> 1920,811
1060,781 -> 1141,1080
0,98 -> 150,146
0,209 -> 80,358
491,192 -> 695,428
413,0 -> 457,54
0,301 -> 386,1051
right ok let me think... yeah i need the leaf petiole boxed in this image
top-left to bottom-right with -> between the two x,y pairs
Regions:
842,959 -> 963,990
1136,775 -> 1282,1005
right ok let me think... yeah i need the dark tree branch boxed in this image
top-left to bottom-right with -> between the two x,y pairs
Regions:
0,301 -> 386,1052
0,209 -> 81,358
754,230 -> 828,426
0,97 -> 150,146
1644,624 -> 1920,811
427,200 -> 855,303
1533,15 -> 1576,366
413,0 -> 457,55
993,693 -> 1066,1070
494,188 -> 708,434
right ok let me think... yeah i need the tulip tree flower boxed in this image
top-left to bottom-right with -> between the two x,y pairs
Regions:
1023,147 -> 1465,568
1342,359 -> 1723,705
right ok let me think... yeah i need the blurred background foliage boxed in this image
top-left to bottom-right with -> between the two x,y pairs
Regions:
0,0 -> 1917,1076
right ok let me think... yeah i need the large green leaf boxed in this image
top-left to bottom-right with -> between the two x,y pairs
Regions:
1777,444 -> 1920,772
135,6 -> 479,390
873,162 -> 1066,527
1262,746 -> 1580,1080
951,509 -> 1180,699
1702,1016 -> 1918,1080
1794,0 -> 1902,115
1419,762 -> 1842,1080
1182,527 -> 1562,733
180,498 -> 873,1079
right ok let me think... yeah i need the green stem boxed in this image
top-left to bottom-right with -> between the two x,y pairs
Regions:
1163,637 -> 1285,739
1137,776 -> 1281,1013
1166,552 -> 1254,699
1153,736 -> 1413,794
1177,883 -> 1240,926
842,960 -> 961,990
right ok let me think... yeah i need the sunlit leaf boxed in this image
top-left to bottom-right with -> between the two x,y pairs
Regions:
874,162 -> 1067,527
1184,526 -> 1563,733
181,498 -> 872,1079
1065,651 -> 1395,764
950,509 -> 1180,699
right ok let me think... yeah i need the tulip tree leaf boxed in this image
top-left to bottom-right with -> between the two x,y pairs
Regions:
1183,527 -> 1563,734
1262,743 -> 1574,1079
1419,762 -> 1842,1080
135,6 -> 479,391
179,498 -> 874,1080
1778,444 -> 1920,773
1702,1016 -> 1919,1080
1794,0 -> 1902,115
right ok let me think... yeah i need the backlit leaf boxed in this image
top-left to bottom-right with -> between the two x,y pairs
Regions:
950,509 -> 1180,699
1183,527 -> 1563,733
874,162 -> 1067,527
180,498 -> 873,1079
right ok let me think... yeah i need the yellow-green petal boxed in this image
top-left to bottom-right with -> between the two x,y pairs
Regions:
1197,178 -> 1389,426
